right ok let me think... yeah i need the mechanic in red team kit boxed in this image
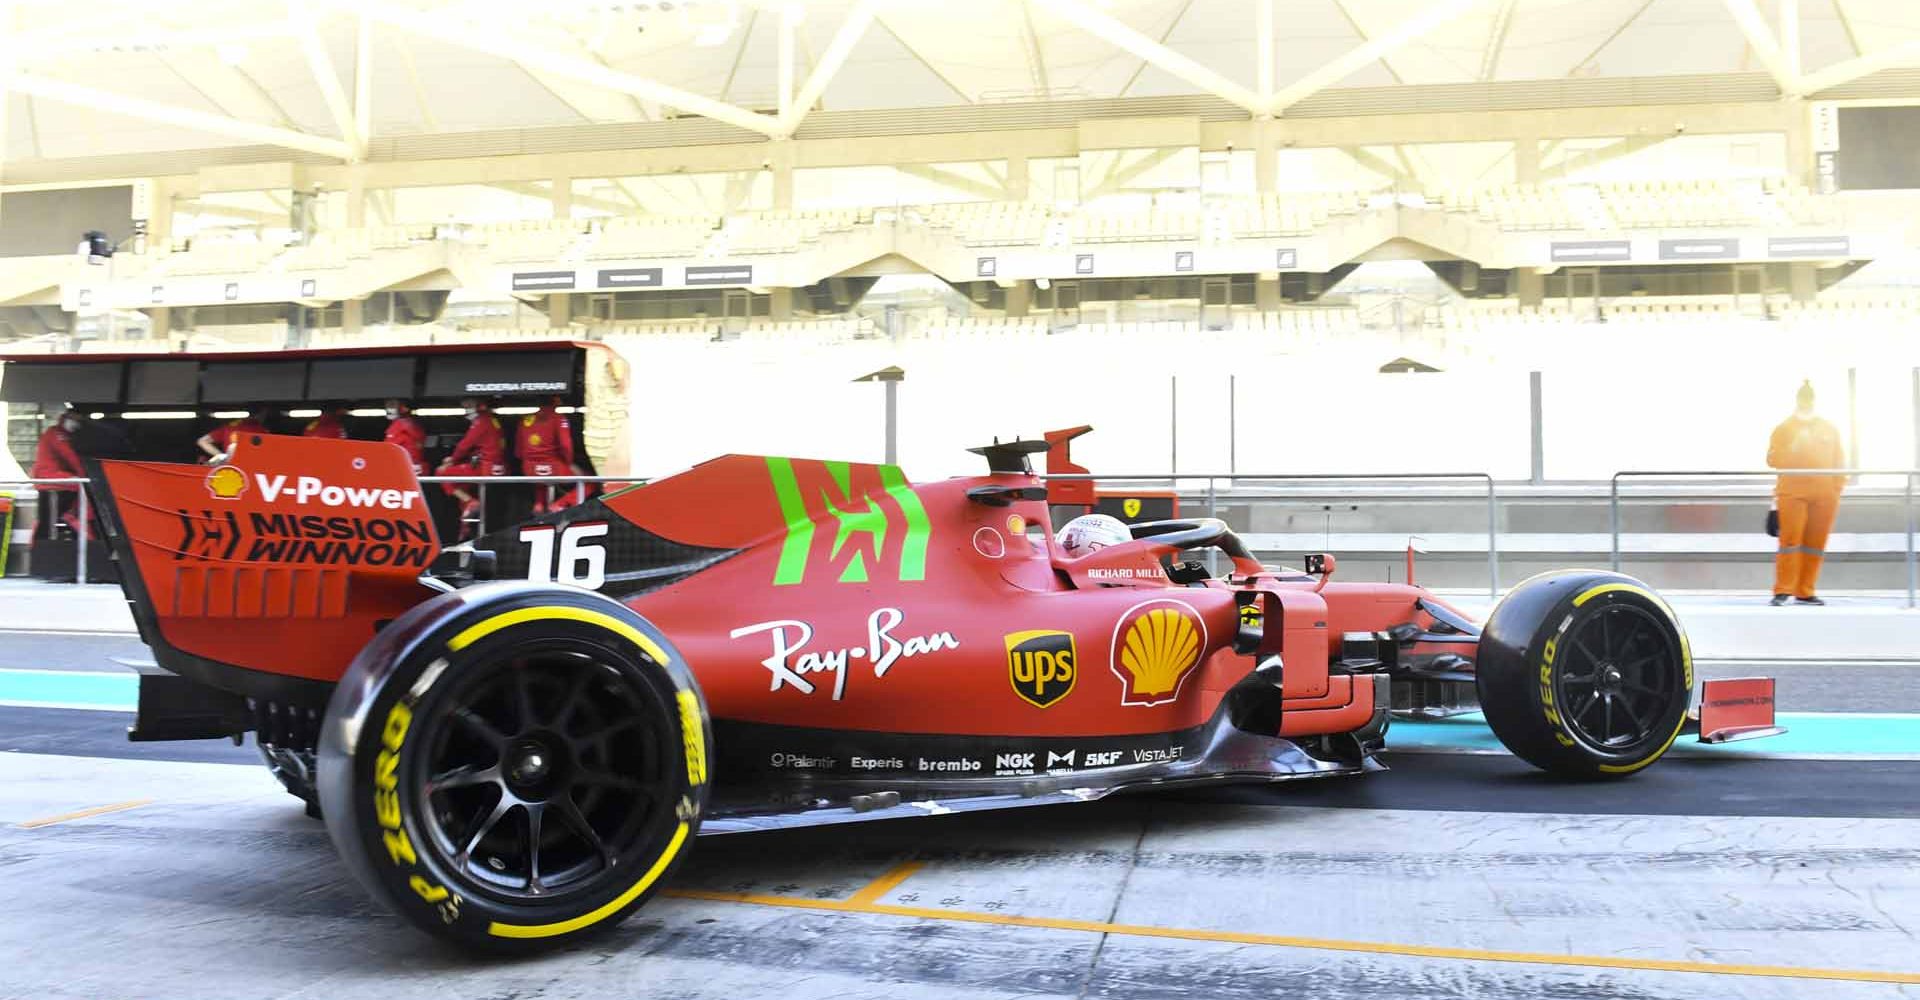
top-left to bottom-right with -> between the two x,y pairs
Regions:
196,412 -> 268,464
31,409 -> 87,534
516,397 -> 583,513
381,399 -> 427,475
301,406 -> 350,440
435,398 -> 507,536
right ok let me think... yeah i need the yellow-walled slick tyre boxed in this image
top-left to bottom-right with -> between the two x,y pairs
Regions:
1475,570 -> 1693,779
317,583 -> 709,952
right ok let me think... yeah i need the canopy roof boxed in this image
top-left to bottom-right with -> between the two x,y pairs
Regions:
3,0 -> 1916,175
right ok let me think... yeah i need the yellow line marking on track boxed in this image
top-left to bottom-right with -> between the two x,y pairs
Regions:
17,799 -> 154,829
661,888 -> 1920,986
844,862 -> 923,906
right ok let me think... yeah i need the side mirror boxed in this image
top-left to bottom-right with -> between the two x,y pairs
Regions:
966,484 -> 1047,507
1304,553 -> 1337,577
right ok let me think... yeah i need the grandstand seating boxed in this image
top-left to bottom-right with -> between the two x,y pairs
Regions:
918,202 -> 1051,248
38,288 -> 1920,390
102,181 -> 1868,289
1425,179 -> 1840,233
914,193 -> 1370,247
586,216 -> 718,260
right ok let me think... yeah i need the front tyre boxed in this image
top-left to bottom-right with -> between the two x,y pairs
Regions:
1476,571 -> 1692,779
317,583 -> 709,952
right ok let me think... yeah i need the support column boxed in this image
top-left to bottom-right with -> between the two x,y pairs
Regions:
1005,281 -> 1031,318
146,177 -> 175,246
1255,274 -> 1282,310
883,380 -> 898,465
342,170 -> 368,337
1529,370 -> 1545,484
345,168 -> 367,229
146,307 -> 171,345
1515,267 -> 1545,307
548,174 -> 575,328
769,286 -> 795,320
1848,366 -> 1860,470
1784,100 -> 1814,189
1788,262 -> 1818,302
1006,156 -> 1030,201
769,142 -> 795,211
1253,117 -> 1278,195
1514,138 -> 1541,185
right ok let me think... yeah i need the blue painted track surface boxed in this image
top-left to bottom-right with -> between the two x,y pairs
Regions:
0,668 -> 138,712
1391,710 -> 1920,759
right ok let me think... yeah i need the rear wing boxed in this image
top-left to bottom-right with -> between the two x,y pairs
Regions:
89,434 -> 441,709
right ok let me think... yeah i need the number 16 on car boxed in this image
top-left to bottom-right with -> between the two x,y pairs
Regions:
519,522 -> 609,590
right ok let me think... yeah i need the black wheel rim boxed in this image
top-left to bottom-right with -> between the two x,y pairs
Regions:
412,644 -> 674,903
1553,602 -> 1679,754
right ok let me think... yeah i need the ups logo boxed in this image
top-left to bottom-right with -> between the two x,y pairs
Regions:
1006,630 -> 1076,708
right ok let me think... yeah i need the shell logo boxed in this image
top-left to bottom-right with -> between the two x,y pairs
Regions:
1110,599 -> 1208,707
205,465 -> 248,501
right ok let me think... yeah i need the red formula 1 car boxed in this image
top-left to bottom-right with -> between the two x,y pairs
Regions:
87,431 -> 1756,951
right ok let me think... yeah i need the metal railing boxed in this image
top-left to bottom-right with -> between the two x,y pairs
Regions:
417,475 -> 645,536
12,465 -> 1913,607
1042,471 -> 1500,598
1609,468 -> 1918,608
0,478 -> 91,583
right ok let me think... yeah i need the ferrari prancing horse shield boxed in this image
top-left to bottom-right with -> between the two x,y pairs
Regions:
1122,497 -> 1142,518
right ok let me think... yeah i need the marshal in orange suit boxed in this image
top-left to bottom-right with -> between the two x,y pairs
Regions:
1767,381 -> 1845,606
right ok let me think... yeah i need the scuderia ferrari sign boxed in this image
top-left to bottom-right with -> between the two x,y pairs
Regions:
1006,630 -> 1076,708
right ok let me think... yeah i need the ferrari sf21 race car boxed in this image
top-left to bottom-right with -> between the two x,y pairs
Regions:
85,431 -> 1773,951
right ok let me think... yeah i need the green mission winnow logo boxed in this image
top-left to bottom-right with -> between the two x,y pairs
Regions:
764,457 -> 930,585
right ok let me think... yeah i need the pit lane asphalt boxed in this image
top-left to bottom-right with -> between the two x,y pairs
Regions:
5,704 -> 1920,820
2,745 -> 1919,1000
6,632 -> 1920,999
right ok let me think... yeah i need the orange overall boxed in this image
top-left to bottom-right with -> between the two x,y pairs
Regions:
1767,415 -> 1845,599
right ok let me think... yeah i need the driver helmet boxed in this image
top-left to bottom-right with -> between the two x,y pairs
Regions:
1056,513 -> 1131,558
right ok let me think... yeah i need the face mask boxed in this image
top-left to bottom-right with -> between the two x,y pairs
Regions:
61,418 -> 78,433
386,408 -> 401,420
465,407 -> 480,419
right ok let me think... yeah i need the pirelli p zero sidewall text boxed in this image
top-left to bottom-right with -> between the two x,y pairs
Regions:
318,583 -> 709,952
1475,570 -> 1693,779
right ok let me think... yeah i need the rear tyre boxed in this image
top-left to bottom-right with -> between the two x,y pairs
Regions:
1476,570 -> 1692,779
317,583 -> 709,952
